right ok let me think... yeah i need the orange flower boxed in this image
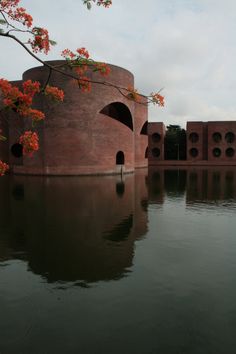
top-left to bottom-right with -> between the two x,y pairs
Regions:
151,92 -> 165,107
0,160 -> 9,176
19,131 -> 39,156
44,85 -> 64,102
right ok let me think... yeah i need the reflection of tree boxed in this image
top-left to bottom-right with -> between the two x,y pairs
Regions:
164,170 -> 187,196
0,171 -> 148,285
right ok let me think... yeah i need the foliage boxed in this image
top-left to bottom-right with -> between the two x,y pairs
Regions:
164,125 -> 186,160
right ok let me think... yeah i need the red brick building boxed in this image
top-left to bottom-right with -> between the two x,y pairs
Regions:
149,121 -> 236,166
2,61 -> 236,174
0,61 -> 148,175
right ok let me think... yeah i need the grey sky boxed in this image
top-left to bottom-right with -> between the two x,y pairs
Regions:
1,0 -> 236,127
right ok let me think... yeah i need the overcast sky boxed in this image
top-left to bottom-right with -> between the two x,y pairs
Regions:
1,0 -> 236,127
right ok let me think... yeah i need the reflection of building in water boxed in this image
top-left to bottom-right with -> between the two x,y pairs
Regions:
147,168 -> 187,204
186,168 -> 236,202
134,168 -> 149,238
147,167 -> 165,204
0,170 -> 148,284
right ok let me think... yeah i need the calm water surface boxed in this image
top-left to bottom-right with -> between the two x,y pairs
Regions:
1,168 -> 236,354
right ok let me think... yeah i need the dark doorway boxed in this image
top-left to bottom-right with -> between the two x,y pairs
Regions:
116,151 -> 125,165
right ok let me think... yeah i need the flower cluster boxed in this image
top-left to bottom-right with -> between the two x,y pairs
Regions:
27,109 -> 45,122
61,49 -> 76,60
150,92 -> 165,107
0,78 -> 45,121
0,160 -> 9,176
94,62 -> 111,76
22,80 -> 40,96
62,47 -> 90,77
0,0 -> 33,27
77,77 -> 92,93
76,47 -> 89,59
97,0 -> 112,8
0,1 -> 53,54
29,27 -> 50,54
19,131 -> 39,156
61,47 -> 110,93
44,85 -> 64,102
0,79 -> 65,121
0,78 -> 65,163
83,0 -> 112,9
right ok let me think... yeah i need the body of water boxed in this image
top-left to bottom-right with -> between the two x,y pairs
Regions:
1,167 -> 236,354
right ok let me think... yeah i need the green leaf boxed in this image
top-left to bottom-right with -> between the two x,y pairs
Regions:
0,19 -> 7,25
49,40 -> 57,46
87,2 -> 92,10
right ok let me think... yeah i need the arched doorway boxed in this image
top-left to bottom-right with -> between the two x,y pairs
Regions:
116,151 -> 125,165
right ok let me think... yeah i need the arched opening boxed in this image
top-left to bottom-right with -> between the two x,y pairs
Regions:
145,147 -> 148,158
189,132 -> 199,143
189,148 -> 198,157
212,132 -> 222,143
140,121 -> 148,135
225,132 -> 235,143
213,147 -> 221,157
116,151 -> 125,165
152,148 -> 160,158
226,148 -> 235,157
11,143 -> 23,158
100,102 -> 133,131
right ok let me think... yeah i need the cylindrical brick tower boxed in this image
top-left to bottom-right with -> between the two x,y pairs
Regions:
8,61 -> 148,176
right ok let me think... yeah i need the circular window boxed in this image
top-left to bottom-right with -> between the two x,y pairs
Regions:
226,148 -> 235,157
212,132 -> 222,143
189,148 -> 198,157
189,132 -> 199,143
11,143 -> 23,158
152,148 -> 160,157
213,148 -> 221,157
225,132 -> 235,143
152,133 -> 161,143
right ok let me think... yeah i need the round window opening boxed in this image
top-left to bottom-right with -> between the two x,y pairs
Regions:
152,148 -> 160,157
189,132 -> 199,143
189,148 -> 198,157
213,147 -> 221,157
152,133 -> 161,143
212,132 -> 222,143
11,143 -> 23,158
226,148 -> 235,157
225,132 -> 235,143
